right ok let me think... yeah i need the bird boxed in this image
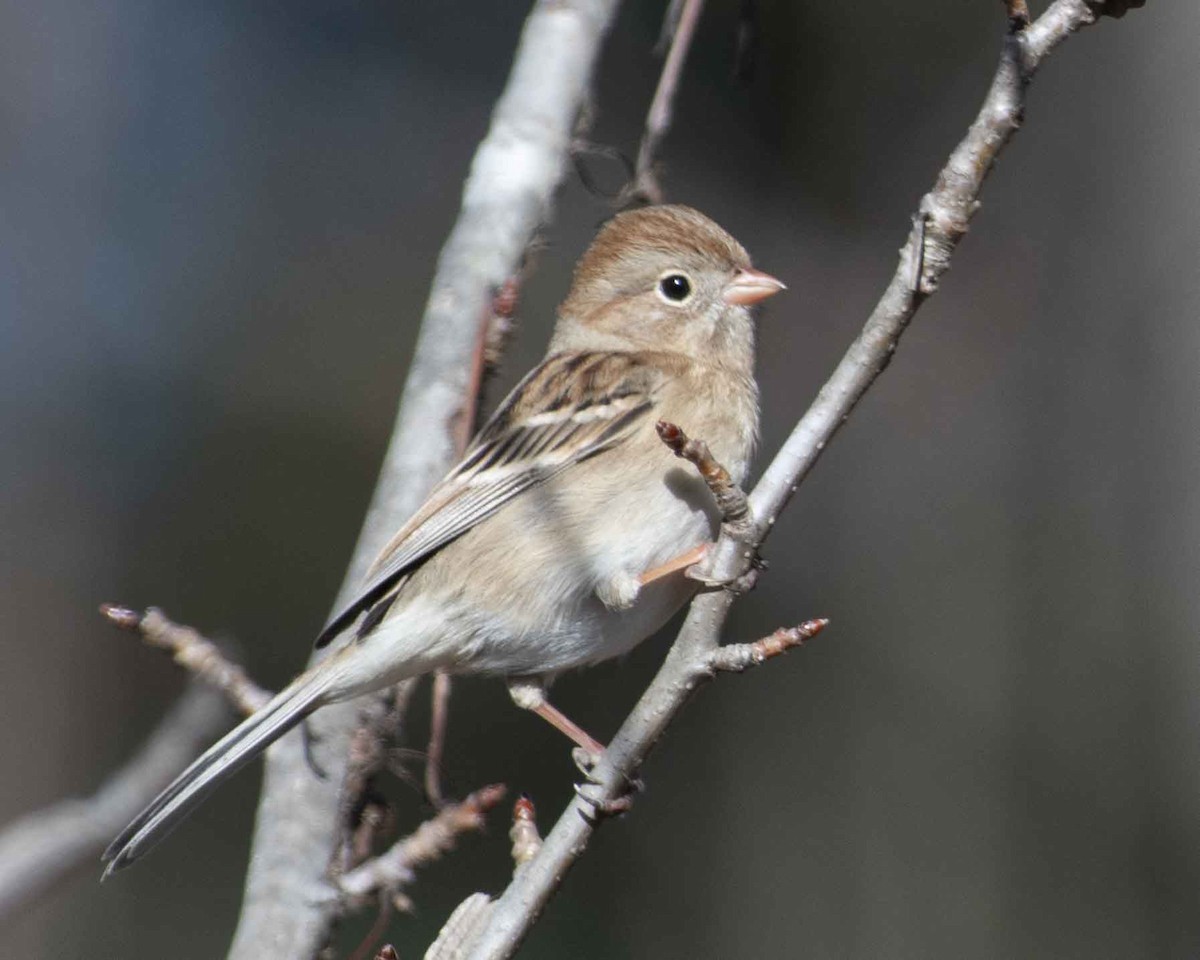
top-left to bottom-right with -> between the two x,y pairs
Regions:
102,204 -> 785,876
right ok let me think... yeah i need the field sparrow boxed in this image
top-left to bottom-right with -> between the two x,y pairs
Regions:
103,204 -> 784,875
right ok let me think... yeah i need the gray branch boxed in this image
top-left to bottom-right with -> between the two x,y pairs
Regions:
460,2 -> 1141,956
224,2 -> 623,958
707,621 -> 829,674
631,0 -> 705,204
0,683 -> 229,919
0,608 -> 265,920
339,784 -> 506,905
99,605 -> 272,716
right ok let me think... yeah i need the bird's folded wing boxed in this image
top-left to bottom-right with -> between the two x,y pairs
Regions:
315,351 -> 667,647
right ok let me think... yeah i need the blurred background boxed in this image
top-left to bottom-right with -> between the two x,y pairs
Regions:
2,1 -> 1196,957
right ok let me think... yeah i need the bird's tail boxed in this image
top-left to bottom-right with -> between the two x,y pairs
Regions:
101,670 -> 333,878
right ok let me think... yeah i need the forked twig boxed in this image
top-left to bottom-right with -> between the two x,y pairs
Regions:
339,784 -> 507,904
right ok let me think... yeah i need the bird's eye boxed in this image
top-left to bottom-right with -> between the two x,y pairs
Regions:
658,273 -> 692,303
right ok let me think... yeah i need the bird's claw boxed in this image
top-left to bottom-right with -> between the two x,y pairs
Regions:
572,746 -> 604,777
573,779 -> 641,819
572,753 -> 644,821
684,552 -> 766,595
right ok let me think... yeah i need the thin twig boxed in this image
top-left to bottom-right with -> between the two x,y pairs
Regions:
655,420 -> 752,537
339,785 -> 507,904
340,681 -> 420,874
0,608 -> 264,916
732,0 -> 757,83
425,796 -> 542,960
225,3 -> 623,957
424,671 -> 454,808
99,605 -> 271,716
347,897 -> 396,960
452,273 -> 523,457
707,620 -> 829,673
743,0 -> 1113,540
461,3 -> 1140,957
653,0 -> 686,55
630,0 -> 706,204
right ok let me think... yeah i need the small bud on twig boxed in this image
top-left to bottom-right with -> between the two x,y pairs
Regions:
655,420 -> 753,536
509,795 -> 542,871
708,619 -> 829,674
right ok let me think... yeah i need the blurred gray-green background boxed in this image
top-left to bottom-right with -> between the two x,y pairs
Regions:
2,2 -> 1196,957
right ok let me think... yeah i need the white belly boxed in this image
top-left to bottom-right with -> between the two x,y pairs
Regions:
331,462 -> 719,694
447,455 -> 719,676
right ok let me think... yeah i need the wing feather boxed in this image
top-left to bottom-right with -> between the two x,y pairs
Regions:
314,352 -> 664,648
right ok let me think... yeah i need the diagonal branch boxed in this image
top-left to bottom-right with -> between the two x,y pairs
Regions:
0,607 -> 270,919
339,784 -> 507,906
459,2 -> 1143,956
224,2 -> 625,958
0,683 -> 230,919
743,0 -> 1110,541
423,797 -> 546,960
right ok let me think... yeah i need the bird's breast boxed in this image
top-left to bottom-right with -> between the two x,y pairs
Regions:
390,366 -> 758,677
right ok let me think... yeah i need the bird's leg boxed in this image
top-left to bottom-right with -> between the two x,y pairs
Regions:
507,677 -> 606,762
601,542 -> 713,611
637,543 -> 711,586
642,542 -> 764,593
609,541 -> 744,611
507,678 -> 642,819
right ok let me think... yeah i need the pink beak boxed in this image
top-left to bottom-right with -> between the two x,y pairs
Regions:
722,267 -> 787,306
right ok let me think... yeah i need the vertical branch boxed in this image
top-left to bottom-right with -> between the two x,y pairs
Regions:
225,2 -> 624,958
632,0 -> 706,203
